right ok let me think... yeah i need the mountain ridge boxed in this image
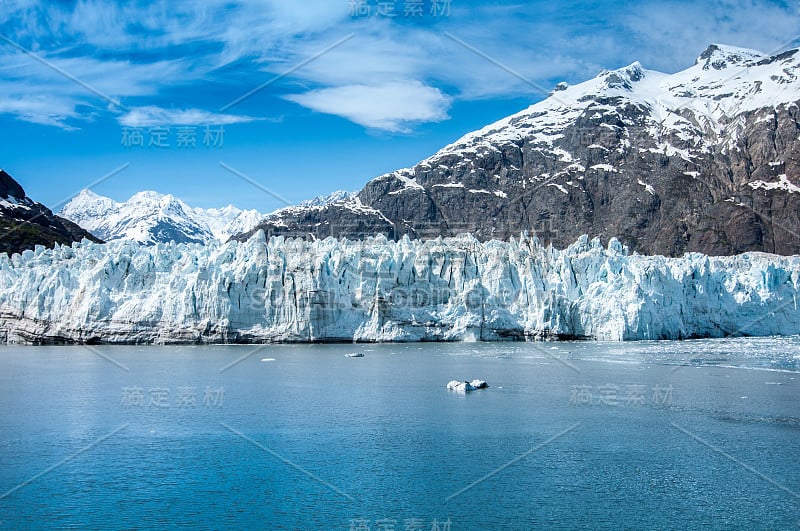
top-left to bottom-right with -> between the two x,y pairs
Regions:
0,170 -> 102,255
237,44 -> 800,257
60,189 -> 265,245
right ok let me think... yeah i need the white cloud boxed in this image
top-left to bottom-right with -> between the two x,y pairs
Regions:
620,0 -> 800,72
0,47 -> 195,128
2,0 -> 799,132
269,22 -> 586,105
281,28 -> 424,86
0,94 -> 80,129
118,106 -> 259,127
285,81 -> 451,132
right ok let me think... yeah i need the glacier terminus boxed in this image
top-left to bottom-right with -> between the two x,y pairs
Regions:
0,232 -> 798,344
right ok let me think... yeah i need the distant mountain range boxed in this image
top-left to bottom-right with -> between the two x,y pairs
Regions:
58,188 -> 359,246
59,189 -> 265,245
237,44 -> 800,256
0,170 -> 357,251
0,170 -> 101,255
4,43 -> 800,257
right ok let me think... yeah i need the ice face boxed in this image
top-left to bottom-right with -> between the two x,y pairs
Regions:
0,232 -> 798,344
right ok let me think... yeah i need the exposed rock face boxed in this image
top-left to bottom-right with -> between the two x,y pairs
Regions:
239,45 -> 800,257
0,170 -> 101,255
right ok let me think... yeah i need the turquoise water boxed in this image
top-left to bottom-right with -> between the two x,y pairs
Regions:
1,339 -> 799,529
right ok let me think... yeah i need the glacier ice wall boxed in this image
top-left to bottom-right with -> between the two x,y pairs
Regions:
0,232 -> 799,344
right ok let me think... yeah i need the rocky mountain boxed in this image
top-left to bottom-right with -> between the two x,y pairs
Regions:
0,169 -> 101,255
297,190 -> 357,208
60,189 -> 264,245
238,44 -> 800,257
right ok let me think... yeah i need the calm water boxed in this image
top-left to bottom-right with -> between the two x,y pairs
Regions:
1,339 -> 799,530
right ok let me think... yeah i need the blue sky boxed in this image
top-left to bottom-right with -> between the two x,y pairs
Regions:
1,0 -> 799,213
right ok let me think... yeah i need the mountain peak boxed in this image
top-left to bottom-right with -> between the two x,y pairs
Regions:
0,169 -> 101,254
241,42 -> 800,256
297,190 -> 357,208
695,43 -> 766,70
76,188 -> 104,200
0,169 -> 27,201
60,188 -> 265,244
598,61 -> 647,89
129,190 -> 168,203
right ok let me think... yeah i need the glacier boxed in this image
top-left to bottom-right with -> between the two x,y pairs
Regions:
0,233 -> 799,344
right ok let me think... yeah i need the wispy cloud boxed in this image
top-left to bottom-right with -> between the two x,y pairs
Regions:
621,0 -> 800,72
0,94 -> 80,129
0,43 -> 196,128
118,106 -> 260,127
285,81 -> 451,132
1,0 -> 798,132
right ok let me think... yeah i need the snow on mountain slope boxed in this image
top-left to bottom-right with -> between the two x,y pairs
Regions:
210,207 -> 264,240
243,44 -> 800,256
1,232 -> 798,344
297,190 -> 357,207
434,43 -> 794,161
260,190 -> 392,237
60,189 -> 264,244
0,170 -> 35,209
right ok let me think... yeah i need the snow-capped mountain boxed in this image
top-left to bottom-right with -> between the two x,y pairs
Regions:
240,44 -> 800,256
1,233 -> 798,344
297,190 -> 357,208
260,192 -> 391,240
60,189 -> 264,245
199,204 -> 264,241
5,43 -> 800,345
0,169 -> 100,255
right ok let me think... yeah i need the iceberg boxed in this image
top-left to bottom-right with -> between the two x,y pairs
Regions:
446,380 -> 488,392
0,232 -> 799,344
447,381 -> 476,393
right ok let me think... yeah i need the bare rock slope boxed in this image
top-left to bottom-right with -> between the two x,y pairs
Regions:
0,170 -> 101,255
240,44 -> 800,257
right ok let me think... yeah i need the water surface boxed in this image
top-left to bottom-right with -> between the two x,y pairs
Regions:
1,339 -> 799,529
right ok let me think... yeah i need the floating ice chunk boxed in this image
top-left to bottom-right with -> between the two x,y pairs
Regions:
447,379 -> 488,392
447,380 -> 476,392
